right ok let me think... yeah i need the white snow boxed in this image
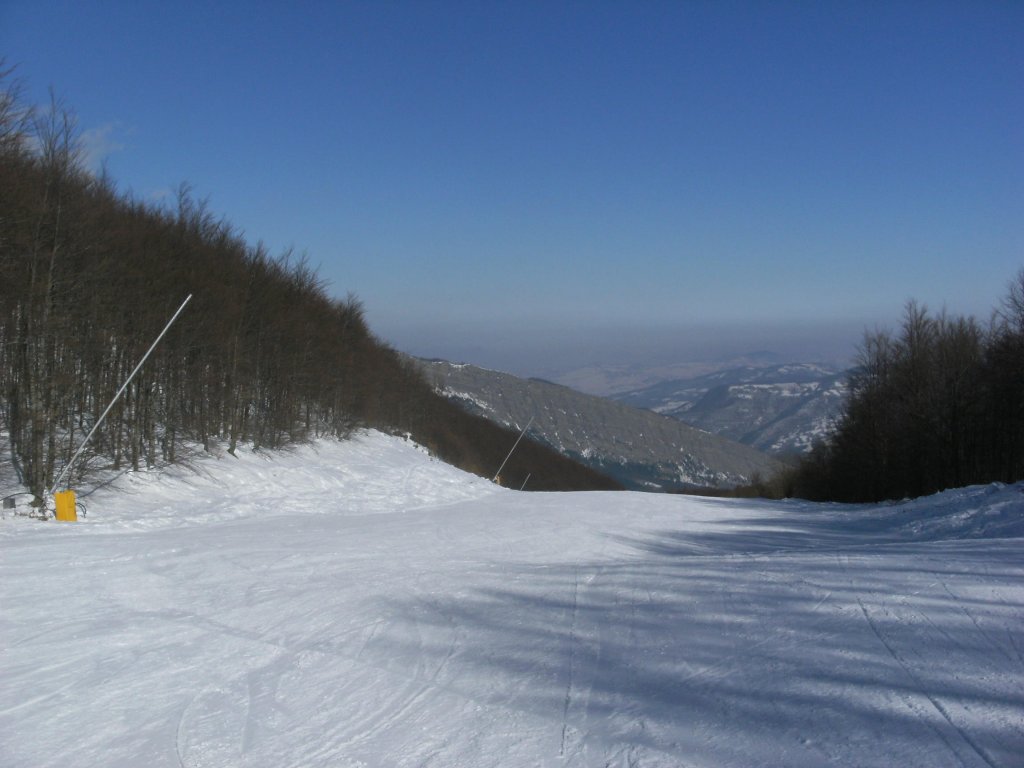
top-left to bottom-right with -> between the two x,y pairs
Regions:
439,387 -> 495,416
2,430 -> 1022,767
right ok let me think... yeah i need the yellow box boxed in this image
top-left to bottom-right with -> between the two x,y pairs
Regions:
54,490 -> 77,522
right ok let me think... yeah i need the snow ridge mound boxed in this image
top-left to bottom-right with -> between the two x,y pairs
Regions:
878,481 -> 1024,542
3,430 -> 500,533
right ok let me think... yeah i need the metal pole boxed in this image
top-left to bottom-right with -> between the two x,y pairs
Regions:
50,294 -> 193,494
493,416 -> 533,483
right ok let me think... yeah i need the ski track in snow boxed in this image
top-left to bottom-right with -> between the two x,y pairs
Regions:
2,430 -> 1023,767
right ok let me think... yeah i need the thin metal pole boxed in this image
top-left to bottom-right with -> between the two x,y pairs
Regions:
493,416 -> 533,483
50,294 -> 192,494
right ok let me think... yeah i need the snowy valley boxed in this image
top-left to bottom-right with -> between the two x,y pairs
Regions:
2,431 -> 1022,767
419,359 -> 783,491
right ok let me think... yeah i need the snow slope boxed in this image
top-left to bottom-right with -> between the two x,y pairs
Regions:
2,431 -> 1022,767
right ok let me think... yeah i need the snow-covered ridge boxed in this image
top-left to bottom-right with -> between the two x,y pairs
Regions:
614,362 -> 849,455
439,386 -> 496,416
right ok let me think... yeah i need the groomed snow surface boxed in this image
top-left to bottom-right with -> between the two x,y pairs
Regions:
2,431 -> 1022,767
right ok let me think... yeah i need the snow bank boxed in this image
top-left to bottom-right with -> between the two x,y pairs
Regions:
2,430 -> 500,533
883,481 -> 1024,541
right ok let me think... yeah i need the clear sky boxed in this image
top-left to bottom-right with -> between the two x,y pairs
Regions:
2,1 -> 1021,376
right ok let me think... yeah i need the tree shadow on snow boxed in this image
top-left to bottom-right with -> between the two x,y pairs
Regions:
368,496 -> 1024,766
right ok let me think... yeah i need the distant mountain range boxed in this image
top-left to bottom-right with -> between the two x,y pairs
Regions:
612,363 -> 849,455
549,351 -> 793,398
417,359 -> 784,492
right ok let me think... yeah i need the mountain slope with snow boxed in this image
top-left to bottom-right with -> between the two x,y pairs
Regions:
419,359 -> 783,490
614,363 -> 848,454
2,431 -> 1022,767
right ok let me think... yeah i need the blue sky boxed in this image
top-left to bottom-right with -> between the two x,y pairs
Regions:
2,1 -> 1021,376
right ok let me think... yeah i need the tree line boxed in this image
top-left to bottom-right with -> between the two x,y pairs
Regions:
780,275 -> 1024,502
0,68 -> 620,499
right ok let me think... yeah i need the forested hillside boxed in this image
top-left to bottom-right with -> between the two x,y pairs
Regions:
421,358 -> 783,491
0,71 -> 620,498
613,363 -> 847,455
788,288 -> 1024,502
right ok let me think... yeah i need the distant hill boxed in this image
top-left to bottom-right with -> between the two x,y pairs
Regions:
613,363 -> 848,455
549,352 -> 789,398
417,359 -> 784,491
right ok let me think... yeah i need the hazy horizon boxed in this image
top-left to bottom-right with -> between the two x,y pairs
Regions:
377,315 -> 867,383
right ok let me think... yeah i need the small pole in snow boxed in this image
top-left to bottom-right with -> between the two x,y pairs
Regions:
519,473 -> 531,491
493,417 -> 534,484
